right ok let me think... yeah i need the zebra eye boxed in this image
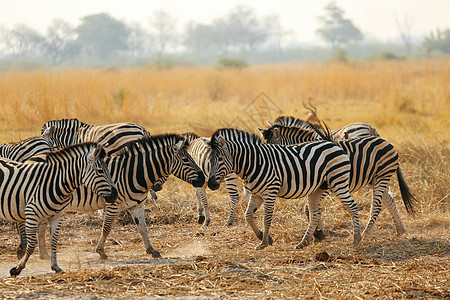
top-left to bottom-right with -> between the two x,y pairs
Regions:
96,168 -> 104,174
181,157 -> 190,163
217,155 -> 224,161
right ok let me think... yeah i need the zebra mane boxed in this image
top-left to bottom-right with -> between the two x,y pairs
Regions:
182,132 -> 200,143
41,118 -> 89,134
210,128 -> 262,148
122,134 -> 188,153
43,142 -> 105,162
272,116 -> 310,129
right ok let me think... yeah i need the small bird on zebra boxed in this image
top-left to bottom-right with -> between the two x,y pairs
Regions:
207,128 -> 362,250
259,118 -> 417,239
0,142 -> 117,276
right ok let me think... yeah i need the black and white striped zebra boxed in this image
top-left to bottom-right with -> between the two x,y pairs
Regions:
41,118 -> 150,156
0,134 -> 58,259
37,134 -> 205,260
182,132 -> 247,226
271,116 -> 379,140
207,128 -> 361,249
41,118 -> 161,196
1,142 -> 117,276
259,123 -> 417,238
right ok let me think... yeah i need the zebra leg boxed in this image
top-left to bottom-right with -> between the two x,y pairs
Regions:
334,190 -> 361,246
48,215 -> 64,273
256,192 -> 277,250
10,210 -> 39,276
296,189 -> 324,249
128,204 -> 161,258
363,181 -> 389,237
38,222 -> 50,260
16,222 -> 27,259
245,194 -> 264,241
381,188 -> 406,235
195,186 -> 211,226
224,174 -> 240,226
195,187 -> 206,224
305,191 -> 329,241
96,204 -> 121,259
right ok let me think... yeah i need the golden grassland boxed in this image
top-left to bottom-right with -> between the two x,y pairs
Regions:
0,59 -> 448,298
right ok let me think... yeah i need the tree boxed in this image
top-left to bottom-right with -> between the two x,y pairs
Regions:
44,19 -> 76,65
148,10 -> 178,59
422,28 -> 450,56
395,14 -> 414,56
76,13 -> 129,60
2,24 -> 44,56
316,1 -> 363,49
127,22 -> 152,57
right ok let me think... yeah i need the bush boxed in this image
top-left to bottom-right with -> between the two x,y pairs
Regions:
380,52 -> 405,60
216,58 -> 248,69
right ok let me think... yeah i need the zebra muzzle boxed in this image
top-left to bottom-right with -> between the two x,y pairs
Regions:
103,187 -> 118,203
192,171 -> 205,188
207,176 -> 221,191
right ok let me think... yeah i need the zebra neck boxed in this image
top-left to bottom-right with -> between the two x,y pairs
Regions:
44,160 -> 82,198
229,142 -> 260,181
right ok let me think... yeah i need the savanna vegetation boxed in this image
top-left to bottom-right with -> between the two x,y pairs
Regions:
0,59 -> 448,298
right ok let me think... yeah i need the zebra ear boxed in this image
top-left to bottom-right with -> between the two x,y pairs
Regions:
272,127 -> 280,139
257,127 -> 265,136
267,121 -> 275,126
93,144 -> 105,159
216,135 -> 226,149
173,139 -> 186,152
42,125 -> 55,137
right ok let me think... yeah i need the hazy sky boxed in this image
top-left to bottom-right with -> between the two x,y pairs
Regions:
1,0 -> 449,43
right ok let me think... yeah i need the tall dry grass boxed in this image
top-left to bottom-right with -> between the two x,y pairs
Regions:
0,59 -> 448,215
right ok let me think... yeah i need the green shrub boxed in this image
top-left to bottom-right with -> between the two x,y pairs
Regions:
216,58 -> 248,69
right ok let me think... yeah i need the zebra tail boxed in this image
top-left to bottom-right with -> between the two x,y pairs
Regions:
397,166 -> 418,216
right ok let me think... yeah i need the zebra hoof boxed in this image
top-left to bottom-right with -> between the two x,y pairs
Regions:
353,233 -> 362,246
268,235 -> 273,245
10,267 -> 21,277
52,266 -> 63,273
313,229 -> 325,241
96,249 -> 108,260
147,247 -> 162,258
255,243 -> 268,250
198,215 -> 205,224
225,222 -> 233,227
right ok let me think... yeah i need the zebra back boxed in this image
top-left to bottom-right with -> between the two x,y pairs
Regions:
271,116 -> 379,140
0,136 -> 56,162
41,119 -> 150,157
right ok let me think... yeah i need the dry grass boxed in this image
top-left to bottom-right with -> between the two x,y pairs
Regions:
0,59 -> 448,299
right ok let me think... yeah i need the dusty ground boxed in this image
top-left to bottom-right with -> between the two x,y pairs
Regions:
0,180 -> 448,299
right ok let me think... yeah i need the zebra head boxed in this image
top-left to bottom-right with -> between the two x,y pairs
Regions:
207,135 -> 233,191
82,143 -> 118,204
42,126 -> 78,149
258,126 -> 282,144
170,137 -> 205,188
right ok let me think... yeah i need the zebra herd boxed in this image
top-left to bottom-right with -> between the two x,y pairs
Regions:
0,117 -> 417,276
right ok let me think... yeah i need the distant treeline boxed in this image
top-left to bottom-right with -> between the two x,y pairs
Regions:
0,5 -> 448,69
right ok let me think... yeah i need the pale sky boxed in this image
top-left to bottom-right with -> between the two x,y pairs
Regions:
1,0 -> 449,43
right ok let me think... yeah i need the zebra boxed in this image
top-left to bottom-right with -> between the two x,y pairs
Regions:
259,123 -> 417,238
0,134 -> 58,259
182,132 -> 248,226
207,128 -> 361,250
1,142 -> 117,276
41,118 -> 162,196
270,116 -> 379,140
37,134 -> 205,260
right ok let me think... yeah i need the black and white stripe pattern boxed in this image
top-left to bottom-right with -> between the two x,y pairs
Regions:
271,116 -> 379,140
37,134 -> 205,260
2,143 -> 117,276
182,132 -> 246,226
41,118 -> 150,156
41,118 -> 160,198
0,136 -> 56,162
207,128 -> 361,250
260,123 -> 417,237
